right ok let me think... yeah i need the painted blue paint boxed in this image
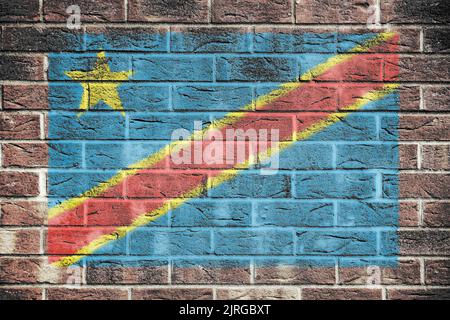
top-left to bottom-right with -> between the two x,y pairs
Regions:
173,84 -> 253,111
86,30 -> 168,52
337,201 -> 399,227
216,56 -> 299,81
84,142 -> 166,169
254,32 -> 337,53
214,229 -> 294,255
48,53 -> 131,81
171,30 -> 252,53
295,230 -> 378,255
293,172 -> 377,199
253,201 -> 334,227
170,199 -> 252,227
129,229 -> 212,255
131,55 -> 214,81
336,143 -> 399,169
209,173 -> 291,198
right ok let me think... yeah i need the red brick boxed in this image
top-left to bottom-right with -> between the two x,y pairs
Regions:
399,116 -> 450,141
422,145 -> 450,170
44,0 -> 125,22
424,27 -> 450,53
339,259 -> 421,285
398,85 -> 421,110
296,0 -> 376,24
0,229 -> 40,254
129,0 -> 208,23
216,288 -> 298,300
387,289 -> 450,300
254,266 -> 335,285
46,288 -> 128,300
302,288 -> 382,300
399,230 -> 450,255
0,114 -> 41,140
0,201 -> 46,226
2,27 -> 84,52
0,172 -> 40,197
173,265 -> 251,284
2,143 -> 48,167
381,0 -> 450,24
399,201 -> 419,227
386,56 -> 450,82
86,264 -> 169,284
0,55 -> 44,80
425,259 -> 450,285
132,288 -> 213,300
0,258 -> 41,284
212,0 -> 292,23
423,86 -> 450,111
0,0 -> 40,22
400,173 -> 450,199
399,144 -> 418,169
2,85 -> 48,110
0,287 -> 42,300
423,202 -> 450,227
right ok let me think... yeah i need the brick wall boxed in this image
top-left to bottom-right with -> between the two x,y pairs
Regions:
0,0 -> 449,300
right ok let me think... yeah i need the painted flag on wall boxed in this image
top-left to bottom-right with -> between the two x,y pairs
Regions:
47,29 -> 400,270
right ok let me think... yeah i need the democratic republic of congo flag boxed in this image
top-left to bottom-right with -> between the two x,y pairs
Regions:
47,29 -> 400,270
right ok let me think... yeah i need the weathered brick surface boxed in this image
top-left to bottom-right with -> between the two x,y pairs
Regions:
212,0 -> 293,23
0,287 -> 42,300
296,0 -> 376,24
44,0 -> 125,22
46,288 -> 128,300
0,0 -> 449,302
425,259 -> 450,285
2,143 -> 48,167
339,260 -> 421,285
423,86 -> 450,111
0,201 -> 46,226
302,288 -> 382,300
387,289 -> 450,300
0,0 -> 40,22
128,0 -> 209,23
0,55 -> 45,80
423,202 -> 450,227
0,172 -> 40,196
132,288 -> 213,300
216,288 -> 298,300
381,0 -> 450,24
0,229 -> 40,254
2,85 -> 48,110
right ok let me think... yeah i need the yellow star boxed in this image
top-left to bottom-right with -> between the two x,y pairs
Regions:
65,51 -> 132,117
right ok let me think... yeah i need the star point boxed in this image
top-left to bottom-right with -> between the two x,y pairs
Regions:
65,51 -> 132,117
